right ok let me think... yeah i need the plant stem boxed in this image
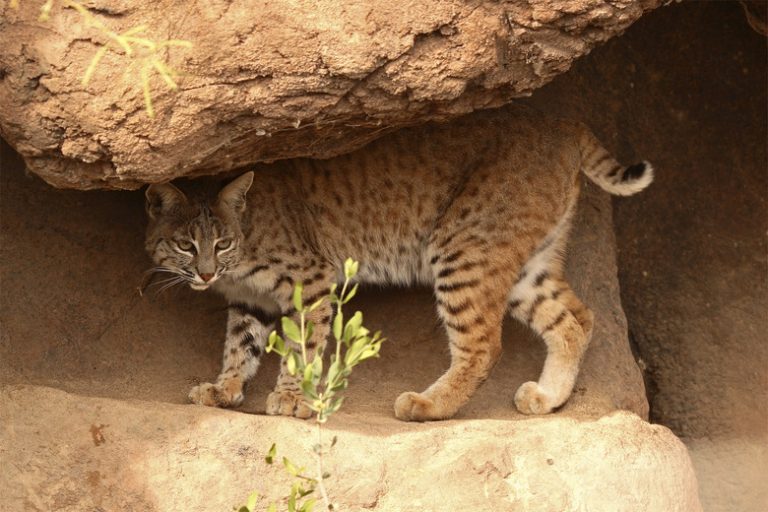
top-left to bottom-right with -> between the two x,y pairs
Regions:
334,278 -> 349,364
300,309 -> 308,364
315,422 -> 332,510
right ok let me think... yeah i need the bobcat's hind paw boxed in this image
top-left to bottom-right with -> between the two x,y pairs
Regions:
189,381 -> 244,408
266,390 -> 313,419
514,381 -> 557,415
394,391 -> 449,422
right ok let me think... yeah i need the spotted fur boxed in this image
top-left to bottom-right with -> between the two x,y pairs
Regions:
144,105 -> 652,421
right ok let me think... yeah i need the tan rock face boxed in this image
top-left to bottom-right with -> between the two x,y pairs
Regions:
1,386 -> 700,512
0,0 -> 661,190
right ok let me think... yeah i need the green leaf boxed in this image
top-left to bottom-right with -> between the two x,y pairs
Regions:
329,378 -> 349,393
238,507 -> 249,512
332,311 -> 343,341
359,342 -> 382,361
303,363 -> 314,384
293,282 -> 304,312
287,352 -> 297,375
267,504 -> 277,512
288,482 -> 299,512
305,321 -> 314,346
283,457 -> 300,476
297,486 -> 314,498
344,258 -> 356,279
311,355 -> 323,384
308,297 -> 325,312
328,396 -> 345,414
300,498 -> 318,512
345,337 -> 368,366
326,360 -> 341,388
343,311 -> 363,342
246,491 -> 259,511
301,378 -> 318,400
282,317 -> 302,343
265,443 -> 276,464
342,282 -> 359,304
267,331 -> 286,355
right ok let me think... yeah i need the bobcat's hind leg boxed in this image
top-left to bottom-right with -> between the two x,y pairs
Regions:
395,241 -> 514,421
508,272 -> 593,415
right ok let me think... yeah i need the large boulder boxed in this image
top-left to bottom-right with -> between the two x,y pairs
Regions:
0,0 -> 661,189
1,385 -> 700,512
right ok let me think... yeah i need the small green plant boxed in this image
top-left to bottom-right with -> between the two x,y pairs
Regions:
11,0 -> 191,117
239,259 -> 384,512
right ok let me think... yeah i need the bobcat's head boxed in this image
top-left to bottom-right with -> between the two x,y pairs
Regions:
144,172 -> 253,291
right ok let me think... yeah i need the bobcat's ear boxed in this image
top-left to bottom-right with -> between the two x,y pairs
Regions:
145,182 -> 187,219
218,172 -> 254,213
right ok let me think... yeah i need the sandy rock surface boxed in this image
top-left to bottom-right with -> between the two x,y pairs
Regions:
0,0 -> 661,189
1,385 -> 700,512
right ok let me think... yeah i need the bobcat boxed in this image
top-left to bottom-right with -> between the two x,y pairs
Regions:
144,106 -> 652,421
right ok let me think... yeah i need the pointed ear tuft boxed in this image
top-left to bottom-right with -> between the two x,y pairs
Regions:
145,182 -> 187,219
218,172 -> 254,213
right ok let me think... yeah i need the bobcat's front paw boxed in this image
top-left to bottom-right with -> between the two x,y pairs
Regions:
514,381 -> 556,415
189,381 -> 244,408
266,390 -> 312,418
394,391 -> 447,422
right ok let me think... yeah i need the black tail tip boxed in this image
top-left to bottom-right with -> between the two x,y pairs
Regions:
622,162 -> 648,182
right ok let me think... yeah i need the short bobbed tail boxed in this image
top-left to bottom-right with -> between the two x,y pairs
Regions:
577,127 -> 654,196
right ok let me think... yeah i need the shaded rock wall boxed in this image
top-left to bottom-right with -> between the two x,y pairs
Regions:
609,6 -> 767,512
518,3 -> 767,511
0,119 -> 647,422
0,0 -> 661,189
0,109 -> 677,509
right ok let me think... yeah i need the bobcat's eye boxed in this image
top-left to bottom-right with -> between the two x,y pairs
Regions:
176,239 -> 196,253
216,239 -> 233,251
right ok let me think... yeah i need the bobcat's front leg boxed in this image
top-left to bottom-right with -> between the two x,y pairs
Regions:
189,296 -> 279,408
266,263 -> 334,418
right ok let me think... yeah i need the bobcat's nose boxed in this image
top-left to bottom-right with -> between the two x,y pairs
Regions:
199,272 -> 215,282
